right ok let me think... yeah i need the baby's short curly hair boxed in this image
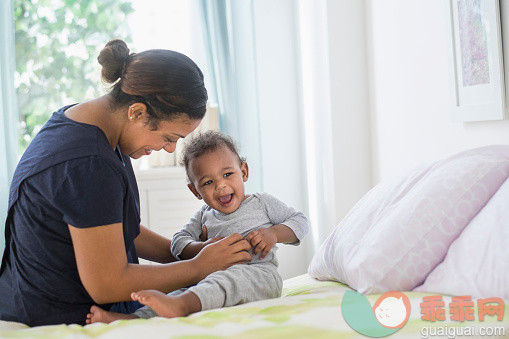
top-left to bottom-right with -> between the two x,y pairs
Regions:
181,130 -> 246,182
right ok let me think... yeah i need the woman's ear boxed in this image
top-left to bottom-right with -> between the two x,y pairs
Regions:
127,102 -> 148,121
241,161 -> 249,182
188,183 -> 202,200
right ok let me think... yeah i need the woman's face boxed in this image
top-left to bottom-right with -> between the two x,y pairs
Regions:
121,114 -> 201,159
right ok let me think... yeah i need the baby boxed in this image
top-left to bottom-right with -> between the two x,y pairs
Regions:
88,130 -> 308,323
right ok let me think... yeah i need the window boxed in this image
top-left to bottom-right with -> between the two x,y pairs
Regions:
14,0 -> 213,166
15,0 -> 133,154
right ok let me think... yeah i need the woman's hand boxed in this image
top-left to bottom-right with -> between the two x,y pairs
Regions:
192,233 -> 251,279
179,225 -> 224,260
245,228 -> 277,259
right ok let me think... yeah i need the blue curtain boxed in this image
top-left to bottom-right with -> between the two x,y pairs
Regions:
197,0 -> 263,193
0,0 -> 18,253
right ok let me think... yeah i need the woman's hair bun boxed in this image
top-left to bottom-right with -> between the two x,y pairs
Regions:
97,39 -> 130,84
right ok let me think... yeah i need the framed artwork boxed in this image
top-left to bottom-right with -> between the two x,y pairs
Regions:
446,0 -> 506,122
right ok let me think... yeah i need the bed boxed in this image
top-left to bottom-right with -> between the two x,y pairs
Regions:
1,274 -> 507,338
2,145 -> 508,338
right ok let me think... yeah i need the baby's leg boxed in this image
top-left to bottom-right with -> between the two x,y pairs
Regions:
86,305 -> 138,324
130,265 -> 281,318
190,263 -> 282,311
131,290 -> 201,318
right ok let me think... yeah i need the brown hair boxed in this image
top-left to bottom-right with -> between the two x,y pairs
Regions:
97,39 -> 207,128
181,130 -> 246,182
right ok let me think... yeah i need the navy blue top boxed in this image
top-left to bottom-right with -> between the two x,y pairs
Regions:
0,105 -> 141,326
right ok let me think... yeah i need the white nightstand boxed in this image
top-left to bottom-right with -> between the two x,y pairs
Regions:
135,166 -> 204,242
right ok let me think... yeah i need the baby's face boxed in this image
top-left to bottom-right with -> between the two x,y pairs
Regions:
188,146 -> 248,214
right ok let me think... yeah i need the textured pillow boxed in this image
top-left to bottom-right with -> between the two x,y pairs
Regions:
308,145 -> 509,294
413,175 -> 509,299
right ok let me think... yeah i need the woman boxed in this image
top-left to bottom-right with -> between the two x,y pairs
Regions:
0,40 -> 251,326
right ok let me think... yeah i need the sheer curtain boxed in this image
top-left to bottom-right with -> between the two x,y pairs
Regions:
197,0 -> 263,193
198,0 -> 335,253
0,0 -> 18,253
297,0 -> 337,250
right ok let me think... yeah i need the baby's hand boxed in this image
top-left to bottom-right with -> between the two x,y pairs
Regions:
245,228 -> 277,259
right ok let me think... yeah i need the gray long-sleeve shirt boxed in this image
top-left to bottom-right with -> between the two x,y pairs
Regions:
133,193 -> 309,317
171,192 -> 309,265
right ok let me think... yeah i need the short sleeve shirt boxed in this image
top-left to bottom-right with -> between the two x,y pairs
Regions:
0,105 -> 141,326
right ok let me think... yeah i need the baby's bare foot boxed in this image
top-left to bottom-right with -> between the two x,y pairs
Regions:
86,305 -> 138,324
131,290 -> 192,318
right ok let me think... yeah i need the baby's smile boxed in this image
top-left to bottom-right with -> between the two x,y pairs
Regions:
218,193 -> 234,206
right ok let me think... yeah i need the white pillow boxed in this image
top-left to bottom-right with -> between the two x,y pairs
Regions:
414,175 -> 509,299
308,145 -> 509,294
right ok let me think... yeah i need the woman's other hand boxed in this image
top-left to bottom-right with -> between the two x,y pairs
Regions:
193,233 -> 251,278
179,225 -> 223,260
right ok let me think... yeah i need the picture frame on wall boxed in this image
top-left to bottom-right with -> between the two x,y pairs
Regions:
446,0 -> 506,122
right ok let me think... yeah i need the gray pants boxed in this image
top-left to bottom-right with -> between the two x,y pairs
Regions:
134,263 -> 282,319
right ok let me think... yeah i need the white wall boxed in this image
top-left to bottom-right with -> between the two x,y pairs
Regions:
322,0 -> 509,240
367,0 -> 509,183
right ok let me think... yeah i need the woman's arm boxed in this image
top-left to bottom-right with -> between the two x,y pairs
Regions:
134,225 -> 175,263
68,223 -> 251,304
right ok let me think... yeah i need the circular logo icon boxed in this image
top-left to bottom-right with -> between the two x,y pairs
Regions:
342,290 -> 411,337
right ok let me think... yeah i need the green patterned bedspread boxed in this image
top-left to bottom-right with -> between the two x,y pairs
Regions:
1,274 -> 508,338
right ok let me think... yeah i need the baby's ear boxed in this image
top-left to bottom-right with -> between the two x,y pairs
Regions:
188,183 -> 202,200
241,161 -> 249,182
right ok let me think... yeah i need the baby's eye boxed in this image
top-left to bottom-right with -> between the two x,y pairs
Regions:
202,180 -> 212,186
165,137 -> 177,143
224,172 -> 233,178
